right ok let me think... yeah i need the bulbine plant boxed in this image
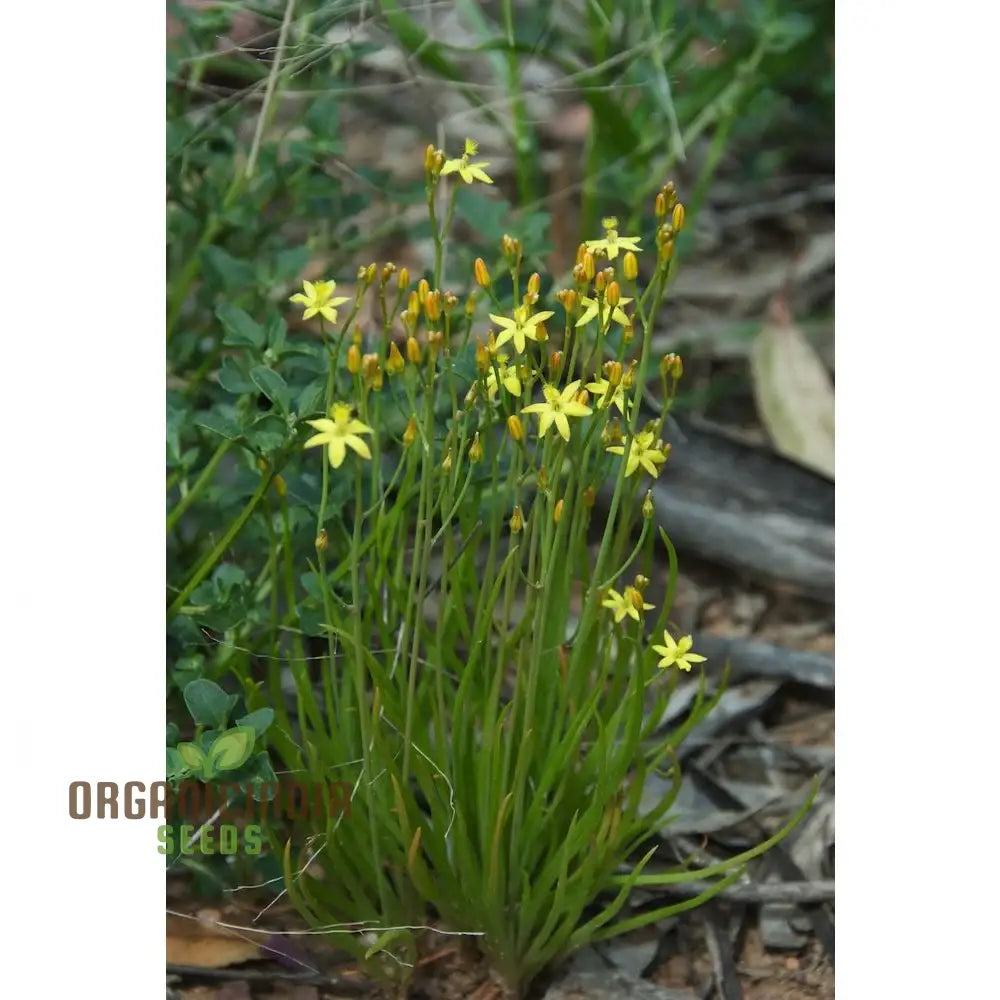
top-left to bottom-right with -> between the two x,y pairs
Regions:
167,138 -> 810,998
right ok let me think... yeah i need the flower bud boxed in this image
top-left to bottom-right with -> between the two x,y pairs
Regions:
365,262 -> 377,286
315,528 -> 328,552
424,290 -> 442,322
582,251 -> 596,281
386,341 -> 405,375
507,414 -> 524,442
362,352 -> 383,389
417,278 -> 430,304
357,264 -> 369,282
633,573 -> 650,591
623,361 -> 636,389
475,338 -> 490,373
406,336 -> 421,364
443,290 -> 459,312
424,143 -> 437,173
623,251 -> 638,281
398,267 -> 410,291
557,288 -> 577,314
583,486 -> 596,507
441,450 -> 452,472
406,291 -> 420,322
272,474 -> 287,498
594,271 -> 607,293
403,416 -> 418,447
427,329 -> 444,360
534,321 -> 548,343
655,191 -> 667,219
671,203 -> 685,233
465,292 -> 477,318
641,492 -> 654,520
474,257 -> 491,288
539,466 -> 548,488
606,281 -> 621,307
468,433 -> 483,463
572,263 -> 587,285
576,389 -> 590,406
660,352 -> 683,379
549,351 -> 563,376
345,342 -> 362,374
527,272 -> 541,297
604,360 -> 622,386
576,243 -> 588,265
381,262 -> 396,284
553,498 -> 564,524
510,505 -> 523,533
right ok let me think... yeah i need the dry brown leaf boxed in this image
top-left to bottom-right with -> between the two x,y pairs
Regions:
750,296 -> 835,479
167,911 -> 263,969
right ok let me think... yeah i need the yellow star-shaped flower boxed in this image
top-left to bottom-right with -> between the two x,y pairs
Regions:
586,376 -> 631,416
303,403 -> 374,468
490,305 -> 555,355
440,138 -> 493,185
289,279 -> 350,324
575,295 -> 632,329
606,430 -> 668,478
584,217 -> 641,260
651,631 -> 706,672
522,380 -> 592,441
602,585 -> 654,623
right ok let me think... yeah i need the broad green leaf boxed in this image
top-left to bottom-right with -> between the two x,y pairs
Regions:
183,678 -> 236,729
216,303 -> 266,350
194,411 -> 242,440
217,357 -> 257,395
236,708 -> 274,738
250,365 -> 291,414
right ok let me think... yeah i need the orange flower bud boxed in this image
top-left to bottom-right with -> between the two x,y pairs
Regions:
474,257 -> 491,288
549,350 -> 563,375
623,251 -> 638,281
475,339 -> 490,373
347,343 -> 362,375
576,243 -> 588,265
403,416 -> 418,447
510,505 -> 523,533
655,191 -> 667,218
595,270 -> 606,293
424,290 -> 441,322
527,272 -> 541,296
606,281 -> 621,307
671,203 -> 685,233
507,414 -> 524,442
386,341 -> 405,375
576,389 -> 590,406
406,336 -> 421,364
582,251 -> 596,281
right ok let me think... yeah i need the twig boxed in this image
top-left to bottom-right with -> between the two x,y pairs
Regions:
165,963 -> 375,994
657,879 -> 834,905
703,910 -> 742,1000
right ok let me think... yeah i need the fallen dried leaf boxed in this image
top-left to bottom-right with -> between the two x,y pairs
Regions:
750,296 -> 835,479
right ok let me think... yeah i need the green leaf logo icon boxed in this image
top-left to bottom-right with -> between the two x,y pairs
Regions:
177,742 -> 207,773
207,726 -> 256,773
